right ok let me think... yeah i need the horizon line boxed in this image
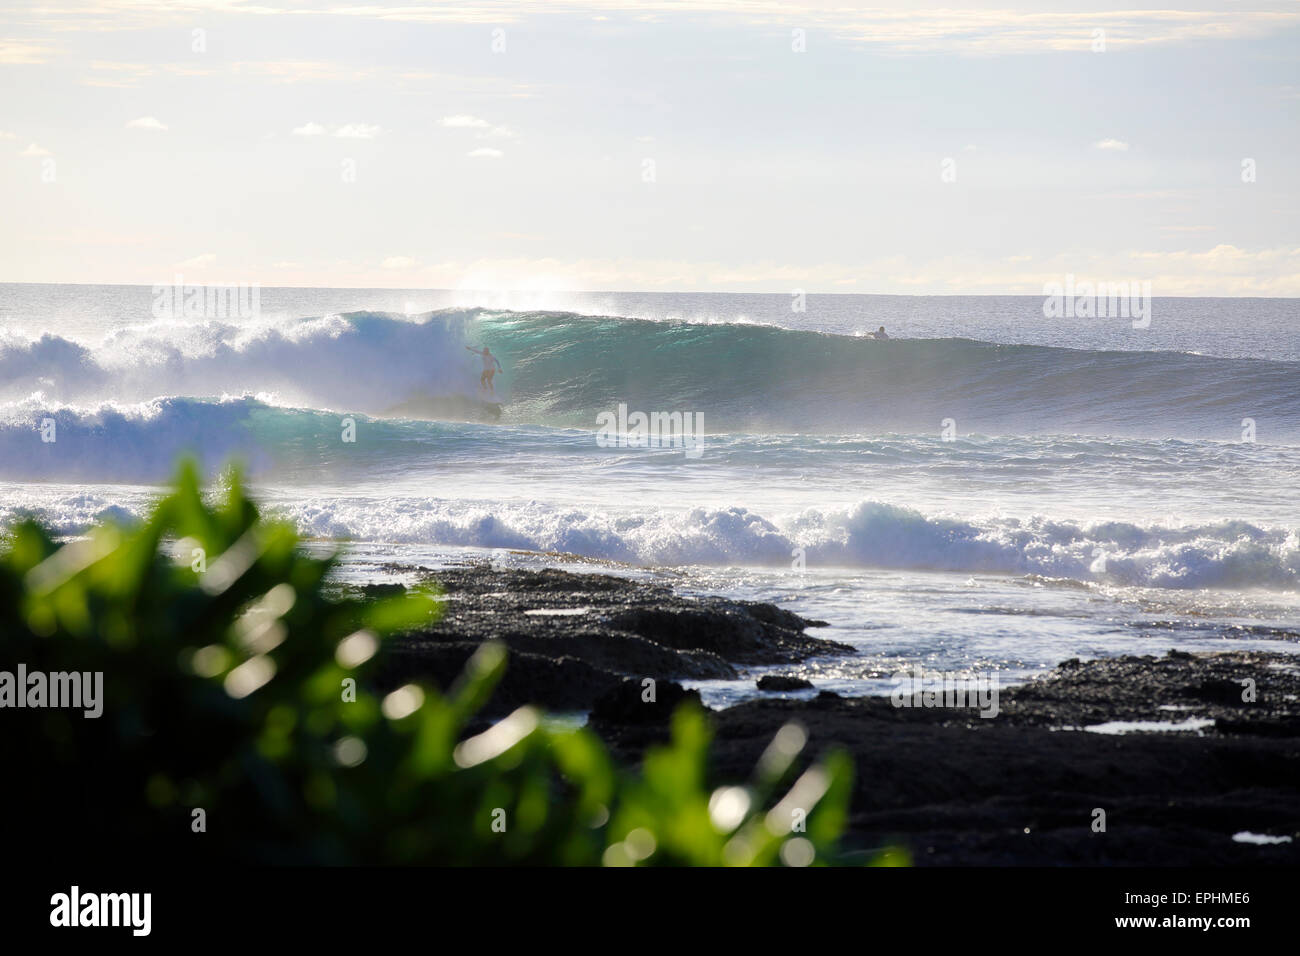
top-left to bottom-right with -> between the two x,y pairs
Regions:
1,280 -> 1296,301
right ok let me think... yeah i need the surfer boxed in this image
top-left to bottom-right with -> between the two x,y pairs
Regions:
466,344 -> 504,394
871,326 -> 890,340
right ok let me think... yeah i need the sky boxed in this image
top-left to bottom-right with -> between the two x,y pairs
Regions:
2,0 -> 1298,295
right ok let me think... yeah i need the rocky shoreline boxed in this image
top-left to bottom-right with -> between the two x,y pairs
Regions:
374,562 -> 1300,865
374,562 -> 850,715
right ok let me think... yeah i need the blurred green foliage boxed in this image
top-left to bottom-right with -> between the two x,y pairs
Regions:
0,462 -> 890,866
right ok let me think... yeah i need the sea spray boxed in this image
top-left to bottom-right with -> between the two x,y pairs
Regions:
2,309 -> 1293,438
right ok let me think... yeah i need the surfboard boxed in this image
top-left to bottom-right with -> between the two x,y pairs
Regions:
380,393 -> 503,422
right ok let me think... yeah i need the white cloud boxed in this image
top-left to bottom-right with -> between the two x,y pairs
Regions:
293,122 -> 380,138
826,6 -> 1300,54
0,39 -> 55,65
234,60 -> 370,84
175,253 -> 216,269
443,114 -> 515,139
316,4 -> 1300,54
1094,139 -> 1130,151
125,116 -> 167,130
85,60 -> 152,87
381,256 -> 416,269
21,143 -> 50,156
7,3 -> 1298,56
334,123 -> 381,139
442,114 -> 490,129
467,147 -> 503,159
0,130 -> 17,140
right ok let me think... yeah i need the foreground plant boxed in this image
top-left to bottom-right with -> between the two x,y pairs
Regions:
0,462 -> 884,866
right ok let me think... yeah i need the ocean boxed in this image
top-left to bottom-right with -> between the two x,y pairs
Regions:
2,283 -> 1298,706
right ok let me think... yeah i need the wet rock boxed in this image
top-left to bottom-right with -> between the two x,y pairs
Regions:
376,561 -> 850,715
757,675 -> 814,691
359,582 -> 407,598
596,650 -> 1300,865
589,678 -> 702,725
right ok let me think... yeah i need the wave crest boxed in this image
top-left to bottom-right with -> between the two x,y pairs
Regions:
276,497 -> 1300,590
2,309 -> 1296,438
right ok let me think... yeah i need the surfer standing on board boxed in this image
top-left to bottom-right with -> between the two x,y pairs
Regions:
466,344 -> 504,394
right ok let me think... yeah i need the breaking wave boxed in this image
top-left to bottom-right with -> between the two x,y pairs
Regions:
2,308 -> 1297,438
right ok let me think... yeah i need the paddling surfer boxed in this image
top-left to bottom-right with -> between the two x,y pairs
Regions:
466,344 -> 504,394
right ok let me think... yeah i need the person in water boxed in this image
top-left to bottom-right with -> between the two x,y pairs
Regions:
466,344 -> 504,393
871,326 -> 890,340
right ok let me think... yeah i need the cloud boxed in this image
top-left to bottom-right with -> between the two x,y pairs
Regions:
381,256 -> 416,269
21,143 -> 50,156
334,123 -> 381,139
85,60 -> 153,87
293,122 -> 380,138
442,114 -> 516,139
78,56 -> 533,99
175,253 -> 216,269
442,114 -> 490,129
0,39 -> 55,65
0,130 -> 16,140
467,147 -> 503,159
8,3 -> 1298,56
125,116 -> 167,130
1127,243 -> 1279,264
317,4 -> 1299,54
233,60 -> 370,84
825,6 -> 1300,54
1094,139 -> 1130,151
